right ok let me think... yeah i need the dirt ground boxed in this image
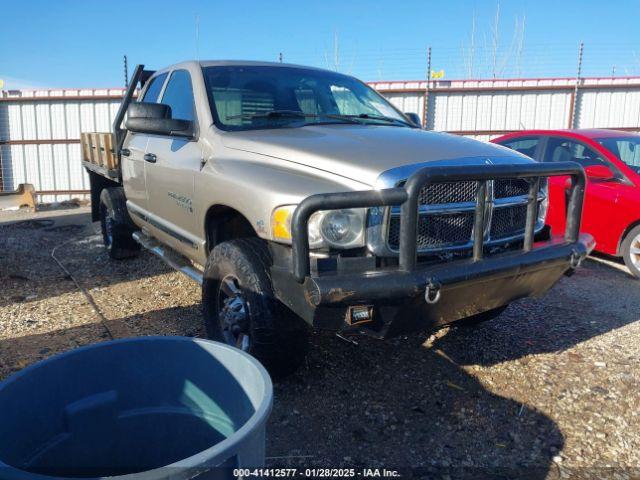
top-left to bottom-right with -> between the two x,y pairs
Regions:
1,205 -> 639,479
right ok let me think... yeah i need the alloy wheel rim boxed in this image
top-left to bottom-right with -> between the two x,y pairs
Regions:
217,275 -> 251,351
630,233 -> 640,269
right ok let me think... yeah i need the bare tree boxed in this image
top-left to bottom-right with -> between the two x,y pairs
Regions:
461,12 -> 477,78
491,3 -> 500,78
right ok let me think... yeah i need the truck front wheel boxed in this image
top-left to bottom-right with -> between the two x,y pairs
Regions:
202,238 -> 309,378
99,188 -> 140,260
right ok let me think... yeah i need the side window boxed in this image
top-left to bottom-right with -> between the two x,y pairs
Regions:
500,137 -> 540,159
140,73 -> 168,103
545,138 -> 607,167
160,70 -> 195,121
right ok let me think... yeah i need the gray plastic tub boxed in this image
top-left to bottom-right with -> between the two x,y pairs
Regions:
0,336 -> 272,479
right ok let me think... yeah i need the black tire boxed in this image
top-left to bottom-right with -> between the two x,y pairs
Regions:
621,224 -> 640,278
455,305 -> 509,327
202,238 -> 309,378
99,187 -> 140,260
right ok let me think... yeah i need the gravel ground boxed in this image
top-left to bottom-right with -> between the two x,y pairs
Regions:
1,206 -> 639,479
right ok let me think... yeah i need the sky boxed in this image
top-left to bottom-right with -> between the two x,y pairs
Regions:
1,0 -> 640,89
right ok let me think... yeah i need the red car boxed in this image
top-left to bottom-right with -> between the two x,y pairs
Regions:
493,129 -> 640,277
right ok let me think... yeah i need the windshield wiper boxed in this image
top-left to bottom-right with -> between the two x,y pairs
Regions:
226,110 -> 308,120
224,110 -> 413,127
339,113 -> 413,127
225,110 -> 359,124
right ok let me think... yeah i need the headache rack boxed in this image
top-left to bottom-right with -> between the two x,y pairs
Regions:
80,64 -> 155,182
290,162 -> 585,283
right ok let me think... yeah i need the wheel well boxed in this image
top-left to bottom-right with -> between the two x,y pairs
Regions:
205,205 -> 257,253
88,169 -> 120,222
618,220 -> 640,256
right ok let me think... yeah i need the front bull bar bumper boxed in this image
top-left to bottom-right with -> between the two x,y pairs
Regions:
270,162 -> 595,337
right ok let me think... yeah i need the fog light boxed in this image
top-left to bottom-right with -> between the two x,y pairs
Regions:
347,305 -> 374,325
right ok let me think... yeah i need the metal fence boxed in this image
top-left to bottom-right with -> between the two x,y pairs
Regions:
373,76 -> 640,142
0,88 -> 126,202
1,76 -> 640,201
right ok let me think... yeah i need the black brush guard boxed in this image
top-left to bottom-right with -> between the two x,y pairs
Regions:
271,162 -> 594,337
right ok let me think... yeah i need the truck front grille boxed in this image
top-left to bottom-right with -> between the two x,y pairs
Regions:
494,178 -> 530,198
385,178 -> 542,253
388,211 -> 475,250
418,181 -> 478,204
490,204 -> 528,239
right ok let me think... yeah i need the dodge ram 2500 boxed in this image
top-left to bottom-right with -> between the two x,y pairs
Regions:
82,61 -> 594,377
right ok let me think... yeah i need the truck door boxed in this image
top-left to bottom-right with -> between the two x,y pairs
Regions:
121,72 -> 168,214
144,69 -> 202,255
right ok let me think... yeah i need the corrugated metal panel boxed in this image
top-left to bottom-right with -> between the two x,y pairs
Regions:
577,88 -> 640,129
374,77 -> 640,136
0,88 -> 126,201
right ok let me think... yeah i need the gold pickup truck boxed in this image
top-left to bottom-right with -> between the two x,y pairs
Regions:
82,61 -> 594,377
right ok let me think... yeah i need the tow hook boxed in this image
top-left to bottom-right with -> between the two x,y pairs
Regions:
565,248 -> 583,276
425,280 -> 442,304
570,248 -> 583,269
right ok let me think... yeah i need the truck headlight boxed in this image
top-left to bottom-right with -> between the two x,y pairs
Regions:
271,206 -> 365,249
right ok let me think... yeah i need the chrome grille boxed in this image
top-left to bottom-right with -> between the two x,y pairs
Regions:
384,178 -> 543,253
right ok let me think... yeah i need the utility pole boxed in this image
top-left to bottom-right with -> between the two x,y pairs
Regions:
123,55 -> 129,88
422,47 -> 432,128
569,42 -> 584,129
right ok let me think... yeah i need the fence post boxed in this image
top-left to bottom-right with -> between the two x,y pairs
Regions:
123,55 -> 129,88
422,46 -> 432,129
0,144 -> 3,192
569,42 -> 584,129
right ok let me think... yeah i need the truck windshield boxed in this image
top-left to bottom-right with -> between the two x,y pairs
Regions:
202,65 -> 412,131
596,136 -> 640,172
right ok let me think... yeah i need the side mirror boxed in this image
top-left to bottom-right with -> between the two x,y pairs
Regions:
125,102 -> 194,138
125,117 -> 194,138
404,112 -> 422,128
127,102 -> 170,119
585,164 -> 615,181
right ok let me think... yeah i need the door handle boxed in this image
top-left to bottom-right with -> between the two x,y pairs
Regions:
120,148 -> 131,157
144,153 -> 157,163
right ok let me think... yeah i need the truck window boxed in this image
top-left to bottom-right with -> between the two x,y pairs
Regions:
141,73 -> 168,103
160,70 -> 195,122
203,65 -> 408,131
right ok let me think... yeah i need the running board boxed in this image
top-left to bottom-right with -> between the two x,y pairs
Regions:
132,231 -> 204,285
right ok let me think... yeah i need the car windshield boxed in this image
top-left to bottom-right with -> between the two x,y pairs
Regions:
202,65 -> 412,131
596,136 -> 640,172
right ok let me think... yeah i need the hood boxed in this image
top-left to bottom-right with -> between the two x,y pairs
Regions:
221,125 -> 531,186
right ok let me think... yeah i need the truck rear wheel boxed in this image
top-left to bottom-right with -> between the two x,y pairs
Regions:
99,187 -> 140,260
202,238 -> 309,378
622,224 -> 640,278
